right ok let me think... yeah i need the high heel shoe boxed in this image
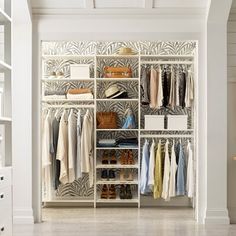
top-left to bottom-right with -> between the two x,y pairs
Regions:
110,150 -> 117,164
102,150 -> 109,164
127,150 -> 135,165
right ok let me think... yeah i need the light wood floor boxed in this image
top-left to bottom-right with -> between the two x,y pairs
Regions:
13,207 -> 236,236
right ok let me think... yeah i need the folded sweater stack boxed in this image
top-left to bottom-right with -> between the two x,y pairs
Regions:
67,88 -> 93,100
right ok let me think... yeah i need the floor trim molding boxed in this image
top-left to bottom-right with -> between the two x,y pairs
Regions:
13,208 -> 34,224
205,208 -> 230,224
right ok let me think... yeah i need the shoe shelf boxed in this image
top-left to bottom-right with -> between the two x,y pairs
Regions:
96,179 -> 139,185
96,198 -> 139,203
96,164 -> 139,169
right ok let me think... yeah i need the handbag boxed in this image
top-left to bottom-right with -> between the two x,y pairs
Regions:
103,66 -> 132,78
97,112 -> 118,129
122,108 -> 136,129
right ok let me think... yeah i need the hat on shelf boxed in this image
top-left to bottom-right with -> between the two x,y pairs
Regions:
117,47 -> 137,55
105,85 -> 128,99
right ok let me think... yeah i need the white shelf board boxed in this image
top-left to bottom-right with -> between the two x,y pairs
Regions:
42,77 -> 94,82
96,179 -> 138,185
42,99 -> 94,102
96,198 -> 139,203
96,54 -> 139,58
0,117 -> 12,124
96,164 -> 138,169
42,54 -> 95,60
96,78 -> 139,81
43,199 -> 94,203
96,99 -> 138,102
0,9 -> 11,23
0,60 -> 12,72
97,129 -> 138,131
140,129 -> 194,132
96,147 -> 139,150
140,54 -> 194,58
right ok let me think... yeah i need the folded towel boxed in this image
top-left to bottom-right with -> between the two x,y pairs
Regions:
98,139 -> 116,144
67,93 -> 93,100
67,88 -> 91,95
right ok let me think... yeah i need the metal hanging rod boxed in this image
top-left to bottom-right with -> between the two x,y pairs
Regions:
141,61 -> 193,65
42,104 -> 95,109
140,134 -> 194,138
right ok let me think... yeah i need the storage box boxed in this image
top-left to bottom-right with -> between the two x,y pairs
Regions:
144,115 -> 165,130
70,64 -> 90,79
167,115 -> 188,130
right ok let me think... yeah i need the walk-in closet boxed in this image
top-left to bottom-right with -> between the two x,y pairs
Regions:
41,40 -> 197,217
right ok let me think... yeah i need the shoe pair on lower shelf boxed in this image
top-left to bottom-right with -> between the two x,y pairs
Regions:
120,169 -> 133,181
102,150 -> 117,164
101,169 -> 115,180
120,150 -> 135,165
119,185 -> 133,199
101,184 -> 116,199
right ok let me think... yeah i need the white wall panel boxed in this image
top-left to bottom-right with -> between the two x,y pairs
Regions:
154,0 -> 206,8
31,0 -> 85,9
94,0 -> 144,8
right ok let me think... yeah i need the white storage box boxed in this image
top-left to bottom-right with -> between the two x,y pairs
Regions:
70,64 -> 90,79
167,115 -> 188,130
144,115 -> 165,130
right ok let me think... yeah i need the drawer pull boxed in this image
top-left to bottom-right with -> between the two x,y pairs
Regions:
0,194 -> 4,199
0,227 -> 4,231
0,176 -> 4,181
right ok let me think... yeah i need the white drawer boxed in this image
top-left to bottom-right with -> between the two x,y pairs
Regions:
0,168 -> 12,189
0,219 -> 12,236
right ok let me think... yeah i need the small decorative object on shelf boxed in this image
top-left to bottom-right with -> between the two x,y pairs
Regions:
70,64 -> 90,79
116,47 -> 137,55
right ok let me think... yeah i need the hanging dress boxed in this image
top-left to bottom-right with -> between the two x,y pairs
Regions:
149,68 -> 158,108
156,68 -> 163,108
162,140 -> 170,200
169,141 -> 178,197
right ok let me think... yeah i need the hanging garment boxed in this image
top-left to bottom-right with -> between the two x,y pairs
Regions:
185,71 -> 194,107
176,142 -> 187,196
186,141 -> 194,198
154,140 -> 163,199
42,111 -> 53,200
122,108 -> 136,129
162,140 -> 170,200
175,71 -> 180,106
68,110 -> 77,183
169,141 -> 178,197
140,140 -> 150,194
163,70 -> 171,107
81,110 -> 94,187
76,110 -> 82,179
148,140 -> 155,191
149,68 -> 158,108
140,68 -> 150,105
56,111 -> 69,184
156,68 -> 163,108
51,115 -> 61,190
179,71 -> 186,108
168,70 -> 176,108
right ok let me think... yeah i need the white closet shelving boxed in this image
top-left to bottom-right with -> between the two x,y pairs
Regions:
41,41 -> 196,208
0,1 -> 13,235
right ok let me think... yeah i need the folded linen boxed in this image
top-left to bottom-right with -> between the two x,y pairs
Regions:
44,91 -> 66,96
98,139 -> 116,144
67,88 -> 91,95
44,95 -> 66,99
67,93 -> 93,100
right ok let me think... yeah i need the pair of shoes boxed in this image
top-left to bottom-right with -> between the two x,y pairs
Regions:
49,71 -> 64,79
101,169 -> 116,180
102,150 -> 117,164
101,184 -> 116,199
120,150 -> 135,165
120,170 -> 133,181
119,185 -> 133,199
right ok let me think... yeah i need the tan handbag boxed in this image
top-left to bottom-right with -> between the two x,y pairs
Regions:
97,112 -> 118,129
103,66 -> 132,78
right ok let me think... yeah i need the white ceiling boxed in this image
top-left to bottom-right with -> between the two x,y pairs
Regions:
31,0 -> 208,10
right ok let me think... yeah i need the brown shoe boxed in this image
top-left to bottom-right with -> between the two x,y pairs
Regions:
120,150 -> 127,165
120,169 -> 126,181
101,184 -> 109,199
110,150 -> 117,164
108,185 -> 116,199
127,150 -> 135,165
102,151 -> 109,164
126,171 -> 134,181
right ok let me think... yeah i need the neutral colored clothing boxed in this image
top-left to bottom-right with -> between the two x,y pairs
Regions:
156,69 -> 163,108
169,142 -> 178,197
81,110 -> 94,187
168,70 -> 176,108
162,140 -> 170,200
149,69 -> 158,108
154,141 -> 162,199
179,71 -> 186,108
148,141 -> 155,191
56,111 -> 69,184
76,110 -> 82,179
175,72 -> 180,106
185,71 -> 194,107
67,93 -> 93,100
140,140 -> 150,194
186,141 -> 194,198
68,110 -> 77,183
140,69 -> 150,105
163,70 -> 171,107
176,142 -> 186,196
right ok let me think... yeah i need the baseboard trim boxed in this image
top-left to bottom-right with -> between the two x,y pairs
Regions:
228,207 -> 236,223
13,208 -> 34,224
205,208 -> 230,224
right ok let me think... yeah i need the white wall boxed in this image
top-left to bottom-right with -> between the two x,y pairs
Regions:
32,14 -> 207,223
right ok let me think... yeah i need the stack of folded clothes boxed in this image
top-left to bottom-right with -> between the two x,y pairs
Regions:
67,88 -> 93,100
97,139 -> 117,147
117,138 -> 138,148
44,91 -> 66,99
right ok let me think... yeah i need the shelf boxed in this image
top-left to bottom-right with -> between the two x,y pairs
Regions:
96,164 -> 138,169
140,54 -> 194,59
96,147 -> 139,150
96,54 -> 139,58
0,60 -> 12,72
96,99 -> 138,102
97,129 -> 138,131
0,117 -> 12,124
42,78 -> 94,82
96,78 -> 139,81
96,179 -> 138,185
96,198 -> 139,203
42,99 -> 94,102
42,55 -> 95,60
140,129 -> 194,132
43,199 -> 94,203
0,9 -> 11,23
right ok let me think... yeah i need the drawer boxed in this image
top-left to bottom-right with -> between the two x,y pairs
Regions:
0,218 -> 12,236
0,186 -> 12,213
0,168 -> 12,189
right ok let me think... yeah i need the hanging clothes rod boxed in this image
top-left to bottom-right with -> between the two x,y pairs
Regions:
42,104 -> 95,108
140,134 -> 194,138
141,61 -> 193,65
